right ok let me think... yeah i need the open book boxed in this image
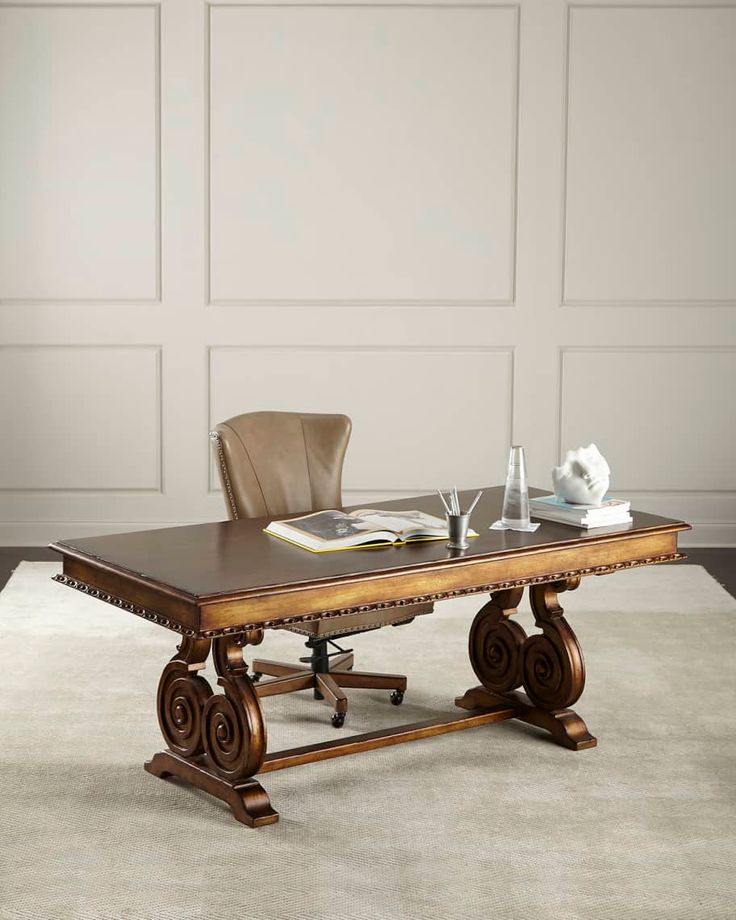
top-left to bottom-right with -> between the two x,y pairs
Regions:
264,508 -> 478,553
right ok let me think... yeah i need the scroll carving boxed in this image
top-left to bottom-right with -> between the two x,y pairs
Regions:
459,577 -> 597,750
156,637 -> 213,758
154,633 -> 267,780
523,577 -> 585,711
147,633 -> 276,826
468,587 -> 527,695
202,635 -> 267,782
202,674 -> 266,781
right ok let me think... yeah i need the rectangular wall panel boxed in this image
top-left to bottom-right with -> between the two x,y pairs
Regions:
0,5 -> 159,301
208,4 -> 518,303
560,350 -> 735,492
0,346 -> 161,490
209,347 -> 513,491
564,6 -> 736,304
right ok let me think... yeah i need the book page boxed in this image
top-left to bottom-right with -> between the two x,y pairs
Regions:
285,510 -> 378,542
352,508 -> 446,536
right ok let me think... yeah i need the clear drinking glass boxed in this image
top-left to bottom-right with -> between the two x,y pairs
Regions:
501,446 -> 530,529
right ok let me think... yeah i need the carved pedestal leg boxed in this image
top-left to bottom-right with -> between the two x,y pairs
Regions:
455,579 -> 597,750
145,633 -> 278,827
152,637 -> 213,757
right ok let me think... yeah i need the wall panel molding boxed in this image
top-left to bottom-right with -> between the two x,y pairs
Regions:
207,344 -> 515,492
558,346 -> 736,494
560,3 -> 736,307
0,345 -> 163,492
0,3 -> 161,304
205,2 -> 520,306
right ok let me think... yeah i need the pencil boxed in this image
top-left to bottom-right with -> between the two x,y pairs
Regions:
467,490 -> 483,515
436,489 -> 451,515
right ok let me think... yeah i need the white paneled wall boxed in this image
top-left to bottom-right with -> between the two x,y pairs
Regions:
0,346 -> 161,490
563,6 -> 736,304
208,347 -> 514,491
0,5 -> 159,301
0,0 -> 734,546
208,5 -> 518,303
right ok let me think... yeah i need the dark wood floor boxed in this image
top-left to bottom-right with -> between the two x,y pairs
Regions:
1,547 -> 61,590
1,546 -> 734,598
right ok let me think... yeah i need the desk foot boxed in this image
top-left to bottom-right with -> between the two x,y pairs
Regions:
145,750 -> 279,827
455,686 -> 596,751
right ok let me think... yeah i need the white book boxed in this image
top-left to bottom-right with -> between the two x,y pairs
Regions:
531,508 -> 632,529
530,495 -> 632,528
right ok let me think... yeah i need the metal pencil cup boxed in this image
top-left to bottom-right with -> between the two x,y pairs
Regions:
446,513 -> 471,550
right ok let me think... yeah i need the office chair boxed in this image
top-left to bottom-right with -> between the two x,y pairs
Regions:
209,411 -> 433,727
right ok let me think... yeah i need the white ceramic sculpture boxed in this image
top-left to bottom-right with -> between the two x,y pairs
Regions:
552,444 -> 611,505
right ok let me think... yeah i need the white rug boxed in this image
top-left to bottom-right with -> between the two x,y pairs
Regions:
1,561 -> 735,920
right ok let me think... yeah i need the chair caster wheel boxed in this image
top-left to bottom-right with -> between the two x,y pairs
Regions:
390,689 -> 405,706
251,672 -> 262,683
331,712 -> 346,728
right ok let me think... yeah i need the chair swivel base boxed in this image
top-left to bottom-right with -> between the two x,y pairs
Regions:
251,647 -> 406,727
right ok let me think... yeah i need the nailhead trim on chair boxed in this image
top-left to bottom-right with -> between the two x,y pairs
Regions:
209,431 -> 239,520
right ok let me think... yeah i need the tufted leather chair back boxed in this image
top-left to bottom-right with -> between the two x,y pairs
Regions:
210,411 -> 352,520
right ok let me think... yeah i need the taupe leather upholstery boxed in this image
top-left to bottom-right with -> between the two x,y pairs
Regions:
284,603 -> 430,638
211,411 -> 351,521
210,411 -> 433,637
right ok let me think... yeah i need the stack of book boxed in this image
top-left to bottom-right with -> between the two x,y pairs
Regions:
530,495 -> 632,529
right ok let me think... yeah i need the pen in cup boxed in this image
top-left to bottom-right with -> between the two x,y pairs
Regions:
437,488 -> 483,549
438,488 -> 483,516
466,490 -> 483,516
436,489 -> 452,515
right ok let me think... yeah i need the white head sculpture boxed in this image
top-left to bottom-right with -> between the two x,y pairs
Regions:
552,444 -> 611,506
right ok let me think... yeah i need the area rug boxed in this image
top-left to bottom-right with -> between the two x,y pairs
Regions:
1,561 -> 734,920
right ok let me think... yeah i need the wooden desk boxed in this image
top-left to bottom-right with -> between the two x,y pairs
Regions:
51,488 -> 689,827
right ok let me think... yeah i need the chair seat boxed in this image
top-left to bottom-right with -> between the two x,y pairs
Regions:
282,602 -> 434,638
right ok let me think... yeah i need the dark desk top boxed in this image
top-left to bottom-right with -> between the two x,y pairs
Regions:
51,487 -> 689,602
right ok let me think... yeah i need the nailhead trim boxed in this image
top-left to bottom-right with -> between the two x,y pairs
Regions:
53,552 -> 685,639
